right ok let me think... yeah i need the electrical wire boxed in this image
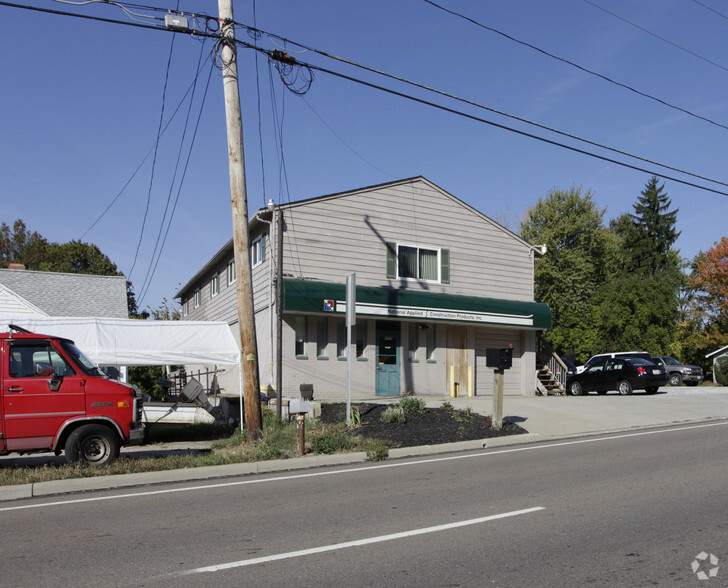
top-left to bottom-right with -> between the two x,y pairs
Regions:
137,40 -> 213,304
300,96 -> 397,179
420,0 -> 728,133
6,0 -> 728,200
224,16 -> 728,191
583,0 -> 728,74
692,0 -> 728,22
128,26 -> 176,280
80,54 -> 214,239
138,51 -> 215,306
269,50 -> 728,198
251,0 -> 268,209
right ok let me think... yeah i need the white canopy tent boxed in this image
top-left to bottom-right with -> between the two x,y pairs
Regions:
0,316 -> 241,367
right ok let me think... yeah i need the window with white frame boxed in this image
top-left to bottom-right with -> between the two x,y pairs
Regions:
251,233 -> 267,267
194,288 -> 201,308
210,273 -> 219,298
386,242 -> 449,284
182,300 -> 189,317
227,259 -> 236,286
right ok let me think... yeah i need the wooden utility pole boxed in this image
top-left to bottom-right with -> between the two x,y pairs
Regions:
218,0 -> 262,441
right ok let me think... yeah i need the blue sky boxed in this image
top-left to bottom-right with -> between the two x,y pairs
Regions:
2,0 -> 727,311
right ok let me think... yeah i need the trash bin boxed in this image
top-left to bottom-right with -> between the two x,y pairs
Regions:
299,383 -> 314,400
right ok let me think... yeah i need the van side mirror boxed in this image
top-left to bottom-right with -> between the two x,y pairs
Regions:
35,362 -> 55,377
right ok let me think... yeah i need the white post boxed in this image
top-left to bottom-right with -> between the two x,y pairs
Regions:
346,273 -> 356,426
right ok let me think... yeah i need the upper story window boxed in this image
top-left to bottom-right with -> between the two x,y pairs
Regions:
227,259 -> 236,286
182,300 -> 189,317
210,273 -> 219,298
251,233 -> 267,267
194,288 -> 201,308
386,241 -> 449,284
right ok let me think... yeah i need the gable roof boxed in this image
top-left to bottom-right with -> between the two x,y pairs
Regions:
0,283 -> 48,317
706,344 -> 728,359
175,176 -> 535,300
0,269 -> 128,318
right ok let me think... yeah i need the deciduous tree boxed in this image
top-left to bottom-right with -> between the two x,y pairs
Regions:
520,186 -> 615,361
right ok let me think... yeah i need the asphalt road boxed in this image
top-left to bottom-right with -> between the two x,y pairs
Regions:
2,420 -> 727,587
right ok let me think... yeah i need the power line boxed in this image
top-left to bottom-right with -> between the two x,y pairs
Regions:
420,0 -> 728,133
692,0 -> 728,22
138,49 -> 215,306
261,49 -> 728,198
137,40 -> 213,305
222,15 -> 728,191
128,25 -> 177,280
583,0 -> 728,74
6,0 -> 728,200
80,49 -> 215,239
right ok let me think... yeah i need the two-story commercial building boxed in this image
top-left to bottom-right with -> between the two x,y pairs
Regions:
176,177 -> 551,400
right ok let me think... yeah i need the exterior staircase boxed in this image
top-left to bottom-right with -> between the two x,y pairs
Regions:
536,334 -> 568,395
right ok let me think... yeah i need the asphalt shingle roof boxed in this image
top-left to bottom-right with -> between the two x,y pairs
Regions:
0,269 -> 128,318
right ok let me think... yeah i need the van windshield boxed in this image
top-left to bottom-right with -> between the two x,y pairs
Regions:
59,341 -> 102,376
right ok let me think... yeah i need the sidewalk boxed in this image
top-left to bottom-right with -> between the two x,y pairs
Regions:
2,387 -> 727,502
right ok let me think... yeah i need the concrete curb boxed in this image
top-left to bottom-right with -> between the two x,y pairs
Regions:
0,432 -> 547,503
4,388 -> 728,503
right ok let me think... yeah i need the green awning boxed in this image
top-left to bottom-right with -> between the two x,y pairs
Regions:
283,279 -> 551,329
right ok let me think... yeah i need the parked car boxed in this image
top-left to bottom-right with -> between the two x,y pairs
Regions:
562,359 -> 576,378
576,351 -> 652,373
650,356 -> 704,387
567,356 -> 669,396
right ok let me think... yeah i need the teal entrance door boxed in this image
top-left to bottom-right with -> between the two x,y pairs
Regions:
376,322 -> 400,396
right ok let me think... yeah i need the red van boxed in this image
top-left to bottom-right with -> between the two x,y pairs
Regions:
1,325 -> 144,465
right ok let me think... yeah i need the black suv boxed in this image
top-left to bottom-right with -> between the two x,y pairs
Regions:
650,357 -> 703,387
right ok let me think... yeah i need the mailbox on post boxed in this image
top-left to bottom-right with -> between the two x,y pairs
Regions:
486,347 -> 512,370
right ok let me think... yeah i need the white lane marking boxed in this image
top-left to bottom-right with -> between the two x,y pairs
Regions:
170,507 -> 546,577
2,419 -> 727,513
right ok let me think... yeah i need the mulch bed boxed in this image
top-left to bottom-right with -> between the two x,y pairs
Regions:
319,402 -> 528,448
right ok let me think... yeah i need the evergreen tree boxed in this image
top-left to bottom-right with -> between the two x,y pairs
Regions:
595,178 -> 682,354
622,177 -> 680,275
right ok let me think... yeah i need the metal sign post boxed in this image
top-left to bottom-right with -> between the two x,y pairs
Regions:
346,273 -> 356,427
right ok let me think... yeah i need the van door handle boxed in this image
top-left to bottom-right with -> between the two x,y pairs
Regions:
6,387 -> 24,392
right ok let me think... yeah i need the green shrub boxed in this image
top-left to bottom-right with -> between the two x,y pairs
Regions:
399,396 -> 426,414
716,357 -> 728,386
365,441 -> 390,461
440,401 -> 453,411
309,425 -> 358,454
381,406 -> 406,424
453,407 -> 474,422
349,407 -> 362,428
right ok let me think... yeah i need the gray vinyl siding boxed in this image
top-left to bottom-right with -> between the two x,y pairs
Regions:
279,315 -> 381,401
251,227 -> 272,314
280,180 -> 534,301
474,328 -> 535,396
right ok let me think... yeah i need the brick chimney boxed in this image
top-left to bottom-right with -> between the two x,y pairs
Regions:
7,263 -> 26,270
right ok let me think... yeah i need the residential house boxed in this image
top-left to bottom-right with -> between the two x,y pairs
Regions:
706,345 -> 728,384
176,177 -> 551,400
0,267 -> 128,319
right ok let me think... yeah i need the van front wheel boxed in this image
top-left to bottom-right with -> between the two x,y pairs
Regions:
65,424 -> 120,466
